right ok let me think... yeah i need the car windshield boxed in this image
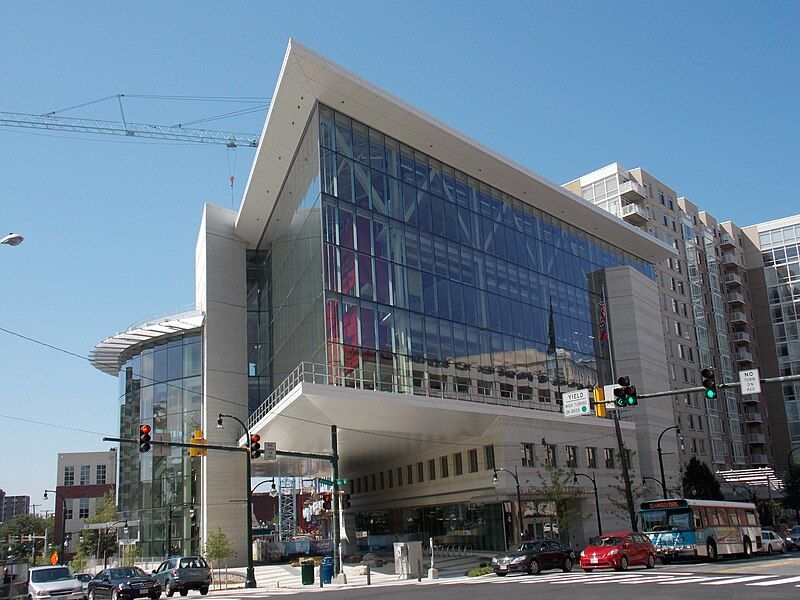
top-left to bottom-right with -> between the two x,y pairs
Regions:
179,558 -> 207,568
640,508 -> 693,532
590,536 -> 624,546
31,568 -> 74,583
515,543 -> 541,552
109,568 -> 147,579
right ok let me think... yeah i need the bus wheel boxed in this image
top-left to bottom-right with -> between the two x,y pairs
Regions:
707,540 -> 718,562
743,538 -> 752,559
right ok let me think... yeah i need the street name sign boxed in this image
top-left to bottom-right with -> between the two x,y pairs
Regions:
563,389 -> 591,418
264,441 -> 277,461
739,368 -> 761,395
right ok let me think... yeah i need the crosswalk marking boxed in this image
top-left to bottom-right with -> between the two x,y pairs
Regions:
699,575 -> 777,585
748,575 -> 800,586
656,577 -> 710,584
618,576 -> 679,584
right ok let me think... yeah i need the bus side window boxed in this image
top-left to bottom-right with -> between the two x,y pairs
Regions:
745,510 -> 757,526
693,508 -> 704,529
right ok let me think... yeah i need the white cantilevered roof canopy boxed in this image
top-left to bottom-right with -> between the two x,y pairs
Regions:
236,39 -> 675,265
90,308 -> 204,376
717,467 -> 785,494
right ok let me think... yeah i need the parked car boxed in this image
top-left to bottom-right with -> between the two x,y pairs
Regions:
580,532 -> 656,572
151,557 -> 211,596
87,567 -> 161,600
759,530 -> 786,554
784,526 -> 800,551
491,540 -> 575,576
74,573 -> 94,599
28,566 -> 85,600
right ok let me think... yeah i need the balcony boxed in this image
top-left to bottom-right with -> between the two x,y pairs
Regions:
745,411 -> 763,423
727,292 -> 745,306
736,349 -> 754,363
722,253 -> 743,269
751,453 -> 769,466
747,433 -> 766,445
720,233 -> 735,249
618,180 -> 647,203
725,273 -> 743,286
732,331 -> 751,345
621,203 -> 649,225
730,311 -> 748,324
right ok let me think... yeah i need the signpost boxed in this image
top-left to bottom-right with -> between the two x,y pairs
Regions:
264,441 -> 277,461
739,368 -> 762,395
563,389 -> 591,418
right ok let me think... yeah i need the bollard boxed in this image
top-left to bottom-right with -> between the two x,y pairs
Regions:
366,564 -> 371,586
417,559 -> 422,582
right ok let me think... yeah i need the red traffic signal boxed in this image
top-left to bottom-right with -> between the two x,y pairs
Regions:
250,434 -> 261,444
322,492 -> 332,511
250,434 -> 262,459
139,423 -> 152,453
140,424 -> 151,435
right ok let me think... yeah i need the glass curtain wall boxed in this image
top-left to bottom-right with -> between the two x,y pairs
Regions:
318,104 -> 651,401
118,332 -> 202,557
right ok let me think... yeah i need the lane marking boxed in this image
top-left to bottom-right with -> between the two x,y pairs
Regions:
747,575 -> 800,586
658,577 -> 711,584
699,575 -> 777,585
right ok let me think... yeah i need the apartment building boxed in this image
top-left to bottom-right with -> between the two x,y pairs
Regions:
54,450 -> 117,553
2,495 -> 31,521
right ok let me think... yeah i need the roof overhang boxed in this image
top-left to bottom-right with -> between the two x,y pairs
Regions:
245,381 -> 630,478
90,309 -> 204,376
236,40 -> 674,264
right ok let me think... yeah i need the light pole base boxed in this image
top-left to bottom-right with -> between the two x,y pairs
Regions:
427,568 -> 439,579
244,567 -> 257,589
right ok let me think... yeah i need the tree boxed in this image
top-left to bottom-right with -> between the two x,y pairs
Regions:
120,544 -> 141,567
75,491 -> 119,562
0,513 -> 53,563
534,440 -> 585,543
606,452 -> 648,527
203,527 -> 234,588
682,457 -> 723,500
69,550 -> 88,574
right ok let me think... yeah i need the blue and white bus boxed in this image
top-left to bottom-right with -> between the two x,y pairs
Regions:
640,499 -> 761,562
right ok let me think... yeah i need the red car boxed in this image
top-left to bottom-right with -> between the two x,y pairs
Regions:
579,532 -> 656,572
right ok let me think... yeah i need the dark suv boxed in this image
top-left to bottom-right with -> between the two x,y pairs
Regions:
151,558 -> 211,597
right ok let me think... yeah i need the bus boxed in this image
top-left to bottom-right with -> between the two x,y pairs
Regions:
639,498 -> 761,562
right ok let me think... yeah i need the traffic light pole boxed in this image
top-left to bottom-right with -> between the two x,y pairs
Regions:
331,425 -> 342,579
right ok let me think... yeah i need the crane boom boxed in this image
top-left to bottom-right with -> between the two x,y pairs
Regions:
0,111 -> 260,147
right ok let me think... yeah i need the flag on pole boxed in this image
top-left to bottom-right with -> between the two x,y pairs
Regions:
598,298 -> 609,344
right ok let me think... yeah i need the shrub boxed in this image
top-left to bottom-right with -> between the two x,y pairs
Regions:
466,565 -> 493,577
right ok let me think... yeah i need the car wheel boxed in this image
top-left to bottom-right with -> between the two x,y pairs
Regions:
617,556 -> 629,571
582,568 -> 593,573
707,541 -> 718,562
646,554 -> 656,569
149,594 -> 161,600
780,544 -> 786,554
165,589 -> 174,598
528,559 -> 541,575
199,588 -> 208,596
179,590 -> 188,597
562,557 -> 573,573
111,590 -> 118,600
767,544 -> 773,555
496,572 -> 507,577
89,591 -> 96,600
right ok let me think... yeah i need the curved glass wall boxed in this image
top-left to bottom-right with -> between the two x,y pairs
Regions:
318,104 -> 653,402
118,332 -> 202,558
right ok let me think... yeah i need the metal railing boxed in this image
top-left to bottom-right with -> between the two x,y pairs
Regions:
429,544 -> 474,558
249,361 -> 565,428
126,303 -> 202,331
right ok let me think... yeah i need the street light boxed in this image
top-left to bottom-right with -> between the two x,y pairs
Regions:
657,426 -> 682,498
43,489 -> 67,564
492,467 -> 524,545
573,473 -> 602,536
217,413 -> 256,589
0,233 -> 23,246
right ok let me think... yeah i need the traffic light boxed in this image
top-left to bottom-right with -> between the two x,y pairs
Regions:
322,492 -> 332,511
701,368 -> 717,400
139,424 -> 152,453
189,429 -> 207,457
613,377 -> 638,407
593,387 -> 607,417
341,493 -> 351,510
250,434 -> 262,460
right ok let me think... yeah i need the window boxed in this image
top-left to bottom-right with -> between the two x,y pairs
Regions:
566,446 -> 577,468
79,498 -> 90,520
484,445 -> 495,470
397,466 -> 403,486
371,473 -> 376,491
80,465 -> 90,486
428,459 -> 436,480
440,456 -> 449,478
586,447 -> 597,469
604,448 -> 615,469
96,464 -> 107,485
453,452 -> 463,476
380,471 -> 385,489
468,449 -> 479,473
64,466 -> 75,486
387,469 -> 393,488
522,443 -> 535,467
355,478 -> 361,494
64,499 -> 73,520
407,464 -> 413,485
545,444 -> 557,467
417,462 -> 424,483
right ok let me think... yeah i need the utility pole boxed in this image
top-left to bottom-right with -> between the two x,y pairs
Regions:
331,425 -> 341,579
603,284 -> 637,531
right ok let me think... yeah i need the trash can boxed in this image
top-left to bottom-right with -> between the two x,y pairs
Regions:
321,556 -> 334,584
300,560 -> 315,585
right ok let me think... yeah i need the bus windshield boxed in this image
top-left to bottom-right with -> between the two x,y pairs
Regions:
640,508 -> 693,532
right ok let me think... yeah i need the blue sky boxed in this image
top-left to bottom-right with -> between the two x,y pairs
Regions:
1,1 -> 798,510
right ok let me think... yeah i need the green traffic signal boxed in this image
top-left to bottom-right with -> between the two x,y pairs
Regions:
701,368 -> 717,400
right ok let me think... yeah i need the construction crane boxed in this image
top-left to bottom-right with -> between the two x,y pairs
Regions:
0,111 -> 259,147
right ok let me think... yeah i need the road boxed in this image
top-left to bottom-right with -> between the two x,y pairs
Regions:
202,553 -> 800,599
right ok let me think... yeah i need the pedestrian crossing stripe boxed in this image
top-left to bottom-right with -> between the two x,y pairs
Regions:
748,575 -> 800,586
699,575 -> 777,585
